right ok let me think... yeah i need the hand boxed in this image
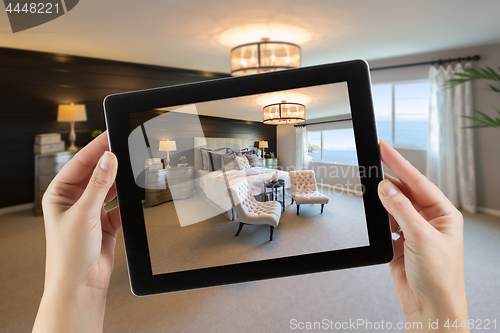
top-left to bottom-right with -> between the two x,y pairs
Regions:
33,132 -> 120,333
378,140 -> 468,332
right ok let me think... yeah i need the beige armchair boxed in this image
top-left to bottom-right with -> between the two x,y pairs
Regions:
290,170 -> 329,215
230,180 -> 281,241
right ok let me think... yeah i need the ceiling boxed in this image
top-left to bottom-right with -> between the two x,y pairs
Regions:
160,82 -> 350,121
1,0 -> 500,74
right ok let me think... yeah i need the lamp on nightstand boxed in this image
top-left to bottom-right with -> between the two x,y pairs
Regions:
57,104 -> 87,151
259,141 -> 268,159
159,140 -> 177,168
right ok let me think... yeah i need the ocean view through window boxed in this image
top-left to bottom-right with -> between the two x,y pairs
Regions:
372,80 -> 430,148
307,128 -> 358,165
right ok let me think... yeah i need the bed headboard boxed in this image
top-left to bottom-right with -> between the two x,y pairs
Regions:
194,137 -> 252,171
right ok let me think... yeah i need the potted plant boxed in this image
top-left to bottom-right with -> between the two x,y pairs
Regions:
87,130 -> 104,145
445,66 -> 500,128
178,156 -> 188,167
91,129 -> 103,138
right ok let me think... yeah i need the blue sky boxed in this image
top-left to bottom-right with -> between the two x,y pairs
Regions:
308,128 -> 356,151
372,81 -> 430,121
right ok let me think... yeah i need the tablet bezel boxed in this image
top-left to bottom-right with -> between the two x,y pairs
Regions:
104,60 -> 393,296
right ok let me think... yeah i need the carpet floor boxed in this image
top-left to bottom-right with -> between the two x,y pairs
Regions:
144,189 -> 369,274
1,206 -> 499,332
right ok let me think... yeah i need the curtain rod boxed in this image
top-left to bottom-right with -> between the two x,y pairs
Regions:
293,55 -> 480,128
294,118 -> 352,127
370,55 -> 480,71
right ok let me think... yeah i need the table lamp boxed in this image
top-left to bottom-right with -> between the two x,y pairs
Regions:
159,140 -> 177,168
57,104 -> 87,151
259,141 -> 268,158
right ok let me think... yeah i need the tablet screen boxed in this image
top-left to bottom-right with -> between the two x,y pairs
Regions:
127,81 -> 370,275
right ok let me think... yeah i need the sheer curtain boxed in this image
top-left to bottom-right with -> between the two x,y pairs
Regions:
427,63 -> 476,213
295,126 -> 308,170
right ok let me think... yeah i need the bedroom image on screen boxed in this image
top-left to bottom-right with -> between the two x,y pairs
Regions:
128,81 -> 370,275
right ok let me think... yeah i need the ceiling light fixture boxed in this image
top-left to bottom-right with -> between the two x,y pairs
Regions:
263,100 -> 305,125
231,38 -> 301,76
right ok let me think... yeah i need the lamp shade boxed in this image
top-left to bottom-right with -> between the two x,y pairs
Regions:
159,140 -> 177,152
57,104 -> 87,122
231,38 -> 301,76
258,141 -> 268,149
263,100 -> 305,125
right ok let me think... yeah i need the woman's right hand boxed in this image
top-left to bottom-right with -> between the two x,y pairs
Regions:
377,140 -> 468,332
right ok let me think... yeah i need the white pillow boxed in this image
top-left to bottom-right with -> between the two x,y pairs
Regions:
245,154 -> 262,167
222,153 -> 239,171
200,148 -> 210,170
235,155 -> 250,169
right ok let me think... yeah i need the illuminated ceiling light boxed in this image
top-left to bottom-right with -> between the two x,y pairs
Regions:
218,24 -> 311,47
255,91 -> 311,107
263,100 -> 305,125
231,38 -> 301,76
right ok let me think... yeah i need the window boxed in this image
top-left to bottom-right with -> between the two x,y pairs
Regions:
372,84 -> 392,144
307,128 -> 358,165
372,81 -> 430,148
307,131 -> 321,162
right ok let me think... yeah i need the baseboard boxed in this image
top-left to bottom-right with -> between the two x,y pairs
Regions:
317,183 -> 363,197
477,206 -> 500,218
0,202 -> 34,215
314,186 -> 500,217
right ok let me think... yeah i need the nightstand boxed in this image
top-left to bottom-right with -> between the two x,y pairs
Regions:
262,158 -> 278,169
34,150 -> 77,216
144,166 -> 194,208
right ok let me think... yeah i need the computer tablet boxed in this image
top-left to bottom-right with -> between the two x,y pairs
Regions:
104,60 -> 393,296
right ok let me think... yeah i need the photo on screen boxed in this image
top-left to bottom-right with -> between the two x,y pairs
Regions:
127,81 -> 370,275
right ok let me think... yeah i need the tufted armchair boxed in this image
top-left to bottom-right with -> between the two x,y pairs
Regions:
289,170 -> 329,215
230,180 -> 281,241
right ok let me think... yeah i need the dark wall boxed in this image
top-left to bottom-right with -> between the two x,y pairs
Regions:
129,110 -> 277,201
130,110 -> 277,167
0,47 -> 229,208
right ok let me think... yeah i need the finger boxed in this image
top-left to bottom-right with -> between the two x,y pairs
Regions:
379,140 -> 452,208
378,179 -> 432,240
384,173 -> 424,212
389,214 -> 399,233
390,234 -> 405,265
51,131 -> 110,187
76,151 -> 118,215
99,230 -> 117,279
102,205 -> 122,237
100,207 -> 122,273
389,236 -> 408,299
104,183 -> 117,204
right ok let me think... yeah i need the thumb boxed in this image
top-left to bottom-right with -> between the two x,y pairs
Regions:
378,179 -> 430,240
77,151 -> 118,214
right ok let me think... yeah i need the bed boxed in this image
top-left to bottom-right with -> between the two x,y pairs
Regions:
194,137 -> 290,221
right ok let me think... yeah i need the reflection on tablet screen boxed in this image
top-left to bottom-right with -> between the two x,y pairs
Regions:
128,81 -> 370,275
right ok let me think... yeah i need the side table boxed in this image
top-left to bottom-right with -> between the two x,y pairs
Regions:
34,150 -> 77,216
144,166 -> 194,207
263,179 -> 285,212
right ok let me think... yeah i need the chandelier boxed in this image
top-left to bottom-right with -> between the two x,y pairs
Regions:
263,100 -> 306,125
231,38 -> 301,76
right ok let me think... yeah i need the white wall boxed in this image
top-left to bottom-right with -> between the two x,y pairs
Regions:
278,42 -> 500,212
277,125 -> 296,169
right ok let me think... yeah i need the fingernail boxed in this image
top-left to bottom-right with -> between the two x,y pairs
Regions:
100,151 -> 115,170
378,179 -> 399,197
